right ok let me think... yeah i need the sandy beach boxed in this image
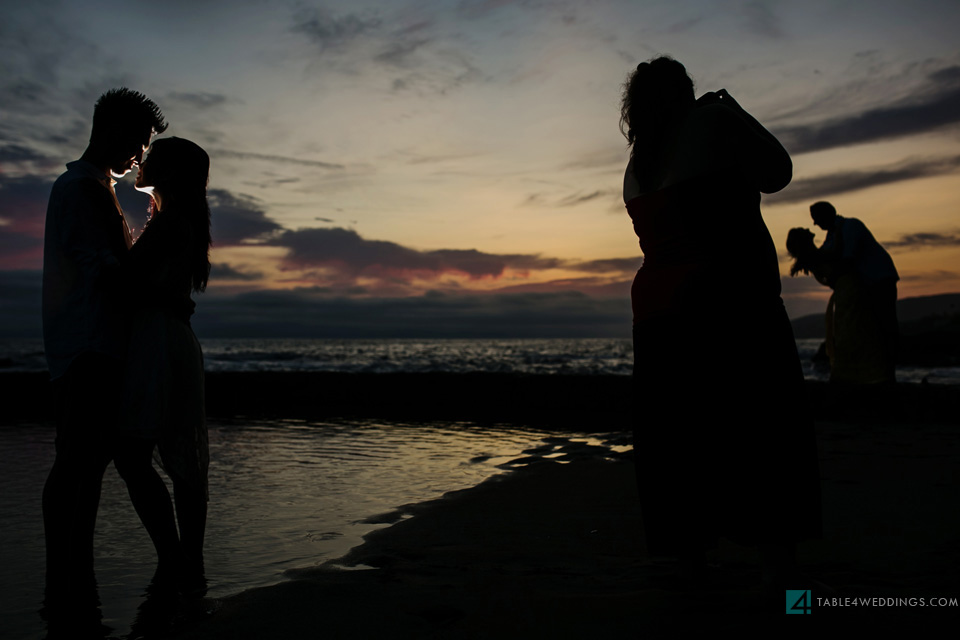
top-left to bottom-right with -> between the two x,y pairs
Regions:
155,401 -> 959,636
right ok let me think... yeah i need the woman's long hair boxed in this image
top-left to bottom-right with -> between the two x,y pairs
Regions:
143,137 -> 212,293
619,56 -> 695,187
786,227 -> 817,276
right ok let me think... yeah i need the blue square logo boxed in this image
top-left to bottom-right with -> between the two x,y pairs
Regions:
786,590 -> 812,614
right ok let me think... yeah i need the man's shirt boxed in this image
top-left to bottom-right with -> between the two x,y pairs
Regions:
42,160 -> 132,379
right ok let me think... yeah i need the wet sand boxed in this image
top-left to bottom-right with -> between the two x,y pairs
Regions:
161,417 -> 960,638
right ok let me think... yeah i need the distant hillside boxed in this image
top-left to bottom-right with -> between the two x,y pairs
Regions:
791,292 -> 960,366
791,293 -> 960,339
791,313 -> 827,340
899,293 -> 960,328
898,293 -> 960,323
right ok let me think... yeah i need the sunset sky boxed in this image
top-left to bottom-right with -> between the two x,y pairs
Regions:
2,0 -> 958,338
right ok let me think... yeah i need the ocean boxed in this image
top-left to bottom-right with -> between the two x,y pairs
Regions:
2,337 -> 958,383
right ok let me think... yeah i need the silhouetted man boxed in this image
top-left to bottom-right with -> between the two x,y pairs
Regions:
42,88 -> 166,610
810,201 -> 899,380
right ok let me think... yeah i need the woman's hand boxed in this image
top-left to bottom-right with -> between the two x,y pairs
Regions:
697,88 -> 742,111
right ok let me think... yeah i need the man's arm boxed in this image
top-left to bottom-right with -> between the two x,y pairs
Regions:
839,218 -> 866,262
819,229 -> 836,252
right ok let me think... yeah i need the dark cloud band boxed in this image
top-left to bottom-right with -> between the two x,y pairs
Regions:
210,149 -> 345,170
270,226 -> 639,281
773,67 -> 960,155
764,155 -> 960,205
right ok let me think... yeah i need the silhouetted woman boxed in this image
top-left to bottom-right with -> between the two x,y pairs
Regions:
620,57 -> 820,591
113,137 -> 211,591
787,227 -> 888,383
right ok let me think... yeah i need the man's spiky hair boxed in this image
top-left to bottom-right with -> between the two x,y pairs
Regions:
90,87 -> 168,143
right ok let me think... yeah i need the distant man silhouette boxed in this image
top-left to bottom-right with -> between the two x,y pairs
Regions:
41,88 -> 167,607
810,201 -> 899,380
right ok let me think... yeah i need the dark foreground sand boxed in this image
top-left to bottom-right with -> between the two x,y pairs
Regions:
154,416 -> 960,638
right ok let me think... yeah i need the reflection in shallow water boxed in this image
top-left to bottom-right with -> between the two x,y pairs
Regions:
0,419 -> 622,639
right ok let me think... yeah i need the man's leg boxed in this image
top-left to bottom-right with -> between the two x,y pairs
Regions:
43,452 -> 110,592
42,353 -> 117,604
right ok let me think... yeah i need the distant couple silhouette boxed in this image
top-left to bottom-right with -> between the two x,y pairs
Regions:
788,202 -> 900,384
620,57 -> 822,593
41,89 -> 211,628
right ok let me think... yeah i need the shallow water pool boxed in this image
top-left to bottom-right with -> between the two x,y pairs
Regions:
0,418 -> 622,639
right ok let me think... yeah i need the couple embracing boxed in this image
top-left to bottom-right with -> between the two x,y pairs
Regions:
41,88 -> 211,614
787,202 -> 899,384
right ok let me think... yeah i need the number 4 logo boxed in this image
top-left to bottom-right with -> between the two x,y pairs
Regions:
786,590 -> 812,614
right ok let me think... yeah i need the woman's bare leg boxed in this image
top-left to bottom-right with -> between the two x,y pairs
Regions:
114,439 -> 181,575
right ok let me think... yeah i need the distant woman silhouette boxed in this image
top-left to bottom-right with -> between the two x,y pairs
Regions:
620,57 -> 820,589
113,137 -> 211,592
